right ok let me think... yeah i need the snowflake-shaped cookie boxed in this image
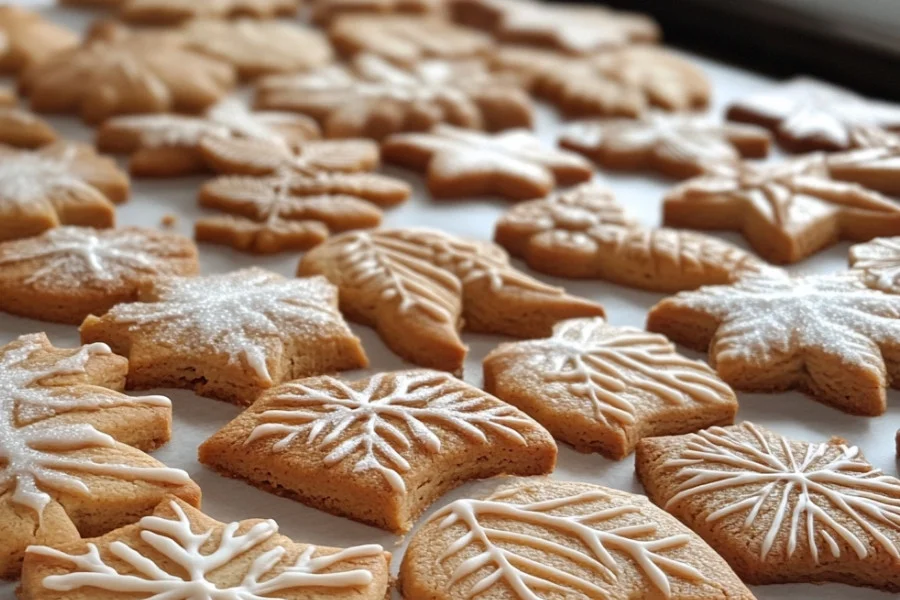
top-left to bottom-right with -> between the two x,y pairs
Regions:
299,227 -> 604,373
637,423 -> 900,590
200,369 -> 555,532
112,0 -> 301,25
80,267 -> 368,405
22,498 -> 390,599
0,6 -> 78,74
0,333 -> 199,578
647,270 -> 900,415
849,236 -> 900,294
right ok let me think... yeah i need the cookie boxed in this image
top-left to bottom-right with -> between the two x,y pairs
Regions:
849,236 -> 900,293
22,498 -> 390,599
0,226 -> 199,325
0,333 -> 199,578
113,0 -> 301,25
647,270 -> 900,416
495,182 -> 768,291
0,106 -> 57,149
560,114 -> 771,179
312,0 -> 444,24
255,53 -> 533,139
200,369 -> 557,533
80,267 -> 368,406
298,228 -> 605,374
636,422 -> 900,590
727,77 -> 900,152
663,155 -> 900,264
0,142 -> 129,243
399,479 -> 756,600
0,6 -> 79,74
97,99 -> 321,177
382,124 -> 594,200
196,172 -> 409,253
827,139 -> 900,194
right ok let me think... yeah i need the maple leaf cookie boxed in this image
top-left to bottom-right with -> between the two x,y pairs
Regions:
382,125 -> 594,200
97,99 -> 321,177
400,479 -> 755,600
111,0 -> 301,25
663,155 -> 900,264
647,270 -> 900,416
255,53 -> 534,140
0,333 -> 200,578
0,142 -> 129,243
0,226 -> 199,325
0,106 -> 57,149
483,317 -> 738,460
299,228 -> 604,373
196,172 -> 409,253
200,369 -> 556,532
21,498 -> 391,599
0,6 -> 79,74
311,0 -> 443,24
849,236 -> 900,294
636,423 -> 900,590
495,182 -> 768,292
80,267 -> 368,405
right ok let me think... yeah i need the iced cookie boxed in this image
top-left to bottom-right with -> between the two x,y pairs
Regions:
827,138 -> 900,195
0,6 -> 79,74
80,267 -> 368,405
636,423 -> 900,590
849,236 -> 900,294
22,498 -> 390,599
105,0 -> 301,25
255,53 -> 533,139
382,124 -> 593,200
98,99 -> 320,177
312,0 -> 443,24
200,370 -> 557,532
0,333 -> 199,578
0,142 -> 129,243
647,270 -> 900,416
299,228 -> 605,373
0,106 -> 57,149
0,227 -> 199,325
197,172 -> 409,253
483,317 -> 738,459
399,479 -> 756,600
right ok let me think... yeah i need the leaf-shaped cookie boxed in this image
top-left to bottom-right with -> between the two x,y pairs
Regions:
299,228 -> 605,373
200,135 -> 380,176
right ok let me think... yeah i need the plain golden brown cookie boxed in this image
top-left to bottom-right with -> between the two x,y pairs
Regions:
0,333 -> 199,579
199,369 -> 557,533
0,6 -> 79,74
636,422 -> 900,591
0,106 -> 57,149
200,135 -> 380,176
21,498 -> 390,599
399,479 -> 756,600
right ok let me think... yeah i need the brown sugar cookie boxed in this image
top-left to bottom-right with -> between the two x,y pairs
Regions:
0,107 -> 57,149
0,7 -> 79,74
663,155 -> 900,264
312,0 -> 444,24
98,99 -> 321,177
727,77 -> 900,152
22,498 -> 390,599
849,236 -> 900,293
560,114 -> 771,179
483,317 -> 738,460
197,172 -> 409,253
399,479 -> 756,600
0,142 -> 129,243
80,267 -> 368,406
494,182 -> 768,291
298,228 -> 605,374
647,270 -> 900,416
0,226 -> 199,325
0,333 -> 199,578
827,138 -> 900,195
381,124 -> 594,200
636,422 -> 900,591
115,0 -> 301,25
199,370 -> 557,533
255,53 -> 533,140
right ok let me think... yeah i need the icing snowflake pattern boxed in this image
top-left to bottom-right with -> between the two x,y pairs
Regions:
0,144 -> 93,206
849,237 -> 900,293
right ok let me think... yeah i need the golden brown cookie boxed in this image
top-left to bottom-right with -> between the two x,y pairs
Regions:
399,479 -> 756,600
80,267 -> 368,406
200,369 -> 557,532
110,0 -> 301,25
0,142 -> 129,243
849,236 -> 900,294
0,6 -> 79,74
382,124 -> 594,200
636,422 -> 900,591
298,228 -> 605,374
200,135 -> 380,176
98,99 -> 321,177
22,498 -> 390,599
0,333 -> 200,579
827,138 -> 900,195
255,53 -> 533,139
196,172 -> 410,253
483,317 -> 738,460
647,270 -> 900,416
312,0 -> 444,24
0,106 -> 57,149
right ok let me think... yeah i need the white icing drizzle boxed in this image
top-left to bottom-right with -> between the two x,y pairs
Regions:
662,423 -> 900,563
0,334 -> 187,519
849,236 -> 900,293
246,371 -> 535,494
29,499 -> 383,596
